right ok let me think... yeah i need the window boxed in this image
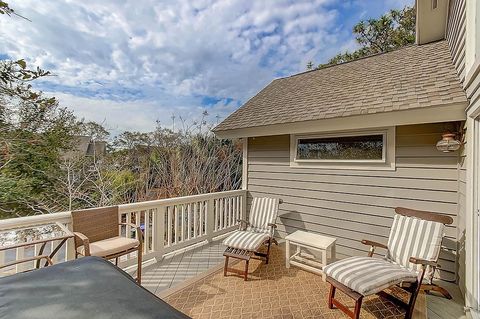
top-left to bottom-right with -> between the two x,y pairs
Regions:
290,128 -> 395,170
296,134 -> 384,161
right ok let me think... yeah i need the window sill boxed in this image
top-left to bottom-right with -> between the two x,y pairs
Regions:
289,161 -> 396,171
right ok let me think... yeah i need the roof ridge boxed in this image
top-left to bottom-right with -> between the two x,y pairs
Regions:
280,40 -> 445,80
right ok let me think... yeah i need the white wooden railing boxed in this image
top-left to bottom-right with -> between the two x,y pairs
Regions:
0,189 -> 246,274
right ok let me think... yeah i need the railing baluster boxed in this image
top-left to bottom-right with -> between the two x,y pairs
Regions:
15,247 -> 26,273
187,203 -> 192,240
218,198 -> 225,230
181,204 -> 185,242
214,199 -> 218,231
193,202 -> 198,238
200,201 -> 204,235
144,210 -> 150,253
174,206 -> 178,244
229,197 -> 234,227
167,206 -> 172,246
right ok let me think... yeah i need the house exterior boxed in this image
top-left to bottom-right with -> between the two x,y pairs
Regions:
214,0 -> 480,317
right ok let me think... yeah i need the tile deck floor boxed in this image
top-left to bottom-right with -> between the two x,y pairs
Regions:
160,243 -> 423,319
132,238 -> 465,319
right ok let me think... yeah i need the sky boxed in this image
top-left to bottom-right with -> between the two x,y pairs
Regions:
1,0 -> 413,135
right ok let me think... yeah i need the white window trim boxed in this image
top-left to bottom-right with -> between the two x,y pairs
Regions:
289,127 -> 396,171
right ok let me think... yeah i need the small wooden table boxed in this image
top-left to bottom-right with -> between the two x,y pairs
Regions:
0,222 -> 74,270
285,230 -> 336,280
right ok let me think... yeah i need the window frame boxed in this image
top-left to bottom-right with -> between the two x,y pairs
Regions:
289,127 -> 395,170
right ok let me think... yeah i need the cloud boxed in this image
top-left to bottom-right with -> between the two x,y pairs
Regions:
0,0 -> 413,134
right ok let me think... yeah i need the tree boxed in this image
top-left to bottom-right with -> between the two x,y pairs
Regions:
0,5 -> 79,216
316,6 -> 415,69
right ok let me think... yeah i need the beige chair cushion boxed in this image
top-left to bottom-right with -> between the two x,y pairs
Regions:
77,236 -> 139,257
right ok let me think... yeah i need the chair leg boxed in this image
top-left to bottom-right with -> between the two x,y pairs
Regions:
265,238 -> 272,264
354,297 -> 363,319
423,284 -> 452,299
224,256 -> 229,277
244,260 -> 249,281
328,284 -> 336,309
327,278 -> 364,319
136,245 -> 142,284
405,282 -> 421,319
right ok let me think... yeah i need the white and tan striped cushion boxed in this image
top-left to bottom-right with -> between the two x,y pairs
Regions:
323,256 -> 418,296
222,230 -> 270,251
247,197 -> 280,233
387,214 -> 444,278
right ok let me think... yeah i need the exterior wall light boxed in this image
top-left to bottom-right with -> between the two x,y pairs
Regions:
436,133 -> 461,152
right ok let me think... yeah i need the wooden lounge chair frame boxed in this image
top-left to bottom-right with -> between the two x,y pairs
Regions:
223,221 -> 278,281
223,198 -> 282,281
71,206 -> 143,284
327,207 -> 453,319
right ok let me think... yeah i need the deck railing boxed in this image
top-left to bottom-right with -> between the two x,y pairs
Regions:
0,189 -> 246,274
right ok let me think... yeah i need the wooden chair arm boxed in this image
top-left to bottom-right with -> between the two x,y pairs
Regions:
361,239 -> 388,257
0,255 -> 54,270
119,223 -> 143,245
74,232 -> 91,256
409,257 -> 438,267
267,223 -> 277,229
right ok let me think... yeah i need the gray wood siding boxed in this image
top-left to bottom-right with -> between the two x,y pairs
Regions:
446,0 -> 467,82
247,123 -> 461,281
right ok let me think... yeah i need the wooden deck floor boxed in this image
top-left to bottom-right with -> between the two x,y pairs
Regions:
426,281 -> 466,319
140,240 -> 226,295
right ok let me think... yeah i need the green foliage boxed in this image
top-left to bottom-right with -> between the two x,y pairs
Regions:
0,59 -> 78,216
316,6 -> 415,69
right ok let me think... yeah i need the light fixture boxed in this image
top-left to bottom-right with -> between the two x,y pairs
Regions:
436,133 -> 461,152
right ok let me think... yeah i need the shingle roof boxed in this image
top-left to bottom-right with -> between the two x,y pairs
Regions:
214,40 -> 467,132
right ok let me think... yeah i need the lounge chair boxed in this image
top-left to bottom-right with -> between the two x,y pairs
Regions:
323,207 -> 453,319
222,197 -> 281,280
71,206 -> 143,283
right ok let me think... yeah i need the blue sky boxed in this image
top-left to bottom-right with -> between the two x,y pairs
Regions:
0,0 -> 413,134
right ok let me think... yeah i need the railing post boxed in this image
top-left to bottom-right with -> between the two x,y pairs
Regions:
241,190 -> 248,221
66,222 -> 75,261
206,198 -> 215,242
152,206 -> 165,261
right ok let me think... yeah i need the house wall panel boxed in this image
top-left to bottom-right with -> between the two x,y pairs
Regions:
446,0 -> 467,82
247,123 -> 461,281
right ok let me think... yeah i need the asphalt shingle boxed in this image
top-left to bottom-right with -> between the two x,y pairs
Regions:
214,40 -> 467,132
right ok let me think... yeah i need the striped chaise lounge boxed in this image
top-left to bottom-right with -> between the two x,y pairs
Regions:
323,207 -> 453,319
222,197 -> 281,280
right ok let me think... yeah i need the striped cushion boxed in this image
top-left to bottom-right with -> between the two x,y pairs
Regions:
247,197 -> 280,233
387,214 -> 444,278
323,256 -> 418,296
222,230 -> 270,251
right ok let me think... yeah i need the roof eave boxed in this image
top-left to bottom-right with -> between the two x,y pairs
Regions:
214,101 -> 468,139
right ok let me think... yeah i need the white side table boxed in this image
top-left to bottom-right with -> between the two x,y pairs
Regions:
285,230 -> 336,280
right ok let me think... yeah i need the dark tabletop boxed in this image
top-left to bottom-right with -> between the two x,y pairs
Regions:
0,256 -> 190,319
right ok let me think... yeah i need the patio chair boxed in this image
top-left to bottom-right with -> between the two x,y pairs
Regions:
71,206 -> 143,283
323,207 -> 453,319
222,197 -> 281,281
